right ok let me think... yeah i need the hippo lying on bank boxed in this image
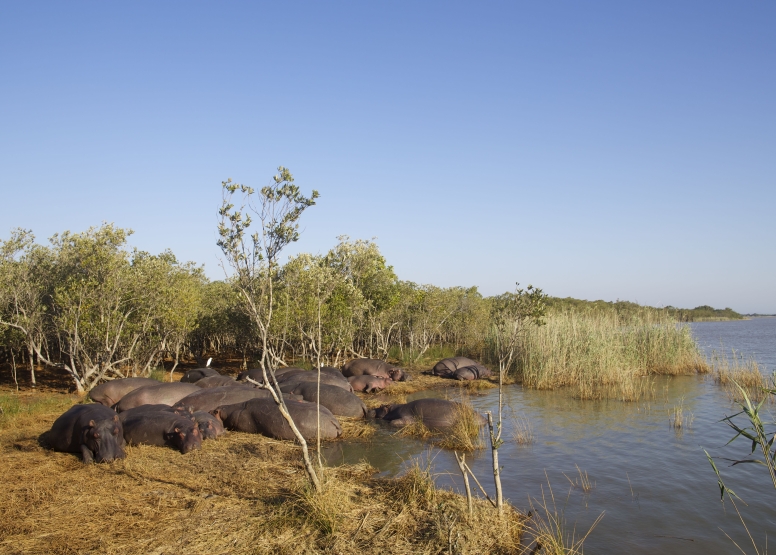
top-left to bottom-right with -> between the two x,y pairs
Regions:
277,371 -> 353,392
89,377 -> 159,407
181,367 -> 221,383
431,357 -> 491,380
121,409 -> 202,454
118,404 -> 223,440
342,358 -> 408,381
373,399 -> 485,430
172,385 -> 300,413
114,382 -> 201,412
279,381 -> 368,418
348,375 -> 392,393
48,404 -> 126,464
213,398 -> 342,440
236,367 -> 302,383
194,375 -> 242,388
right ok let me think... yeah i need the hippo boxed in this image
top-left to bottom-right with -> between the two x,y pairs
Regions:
181,367 -> 221,383
373,399 -> 485,430
342,358 -> 407,381
47,404 -> 126,464
113,382 -> 201,412
89,377 -> 160,407
279,381 -> 368,418
172,385 -> 301,413
121,410 -> 202,453
213,398 -> 342,440
348,375 -> 392,393
118,403 -> 195,422
453,364 -> 492,381
193,411 -> 225,439
194,375 -> 242,389
278,371 -> 354,392
432,357 -> 489,380
236,367 -> 304,383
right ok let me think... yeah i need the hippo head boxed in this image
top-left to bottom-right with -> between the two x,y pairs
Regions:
198,419 -> 218,440
372,404 -> 396,419
168,425 -> 202,454
83,415 -> 126,463
173,405 -> 194,418
389,367 -> 408,382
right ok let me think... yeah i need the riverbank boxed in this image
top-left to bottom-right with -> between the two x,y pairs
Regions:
0,388 -> 527,555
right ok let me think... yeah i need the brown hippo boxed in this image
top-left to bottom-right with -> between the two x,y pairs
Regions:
279,381 -> 368,418
89,377 -> 159,407
121,410 -> 202,453
114,383 -> 201,412
236,367 -> 306,383
348,375 -> 392,393
342,358 -> 407,381
432,357 -> 490,380
373,399 -> 485,430
277,371 -> 353,392
47,404 -> 126,464
453,364 -> 492,381
193,411 -> 226,439
172,385 -> 301,413
194,375 -> 242,388
213,398 -> 342,440
181,367 -> 221,383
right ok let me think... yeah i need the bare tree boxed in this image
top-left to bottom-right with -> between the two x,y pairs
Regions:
217,167 -> 322,491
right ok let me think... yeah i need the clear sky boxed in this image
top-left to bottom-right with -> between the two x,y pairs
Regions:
1,2 -> 774,313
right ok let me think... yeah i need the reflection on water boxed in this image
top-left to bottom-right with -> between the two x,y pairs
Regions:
326,318 -> 776,554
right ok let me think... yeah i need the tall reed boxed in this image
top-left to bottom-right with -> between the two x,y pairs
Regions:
711,350 -> 774,404
514,309 -> 707,400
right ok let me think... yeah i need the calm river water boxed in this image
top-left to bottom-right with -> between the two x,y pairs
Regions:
325,317 -> 776,554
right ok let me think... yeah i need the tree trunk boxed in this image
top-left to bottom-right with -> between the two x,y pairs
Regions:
487,411 -> 504,517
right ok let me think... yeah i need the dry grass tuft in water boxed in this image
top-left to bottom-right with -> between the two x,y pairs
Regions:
711,350 -> 774,404
437,396 -> 485,452
510,412 -> 534,445
0,391 -> 526,554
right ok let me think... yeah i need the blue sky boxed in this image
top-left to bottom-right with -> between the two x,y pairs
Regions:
1,2 -> 774,313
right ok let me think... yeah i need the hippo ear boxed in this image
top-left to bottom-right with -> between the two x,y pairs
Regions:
113,414 -> 119,422
174,427 -> 180,433
88,420 -> 96,428
112,426 -> 119,436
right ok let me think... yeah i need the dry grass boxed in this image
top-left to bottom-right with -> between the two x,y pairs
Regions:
711,350 -> 774,404
437,397 -> 485,452
517,310 -> 708,400
379,373 -> 453,397
510,412 -> 534,445
668,397 -> 693,430
0,391 -> 526,555
562,465 -> 594,494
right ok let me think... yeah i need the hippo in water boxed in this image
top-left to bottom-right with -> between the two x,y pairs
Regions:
279,381 -> 369,418
348,375 -> 392,393
172,385 -> 300,413
89,377 -> 159,407
121,410 -> 202,454
180,367 -> 221,383
373,399 -> 485,430
48,404 -> 126,464
113,383 -> 201,412
213,397 -> 342,440
341,359 -> 408,381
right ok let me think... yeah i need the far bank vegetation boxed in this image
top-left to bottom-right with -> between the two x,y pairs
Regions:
1,228 -> 710,399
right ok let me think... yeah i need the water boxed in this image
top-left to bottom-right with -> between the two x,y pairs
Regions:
324,317 -> 776,553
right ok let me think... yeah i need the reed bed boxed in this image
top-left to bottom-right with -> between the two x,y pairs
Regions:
711,350 -> 774,404
516,309 -> 708,400
0,392 -> 526,555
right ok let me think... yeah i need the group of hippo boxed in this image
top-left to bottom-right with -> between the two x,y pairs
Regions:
46,356 -> 491,464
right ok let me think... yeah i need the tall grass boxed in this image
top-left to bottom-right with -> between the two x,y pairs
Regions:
711,350 -> 774,404
514,309 -> 707,400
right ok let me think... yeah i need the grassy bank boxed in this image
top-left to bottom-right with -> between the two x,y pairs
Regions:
711,350 -> 775,404
515,309 -> 708,400
0,392 -> 528,555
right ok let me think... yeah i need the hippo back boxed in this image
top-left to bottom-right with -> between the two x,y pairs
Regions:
114,383 -> 201,412
216,398 -> 342,440
89,377 -> 159,407
281,382 -> 367,418
195,375 -> 241,389
181,367 -> 221,383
